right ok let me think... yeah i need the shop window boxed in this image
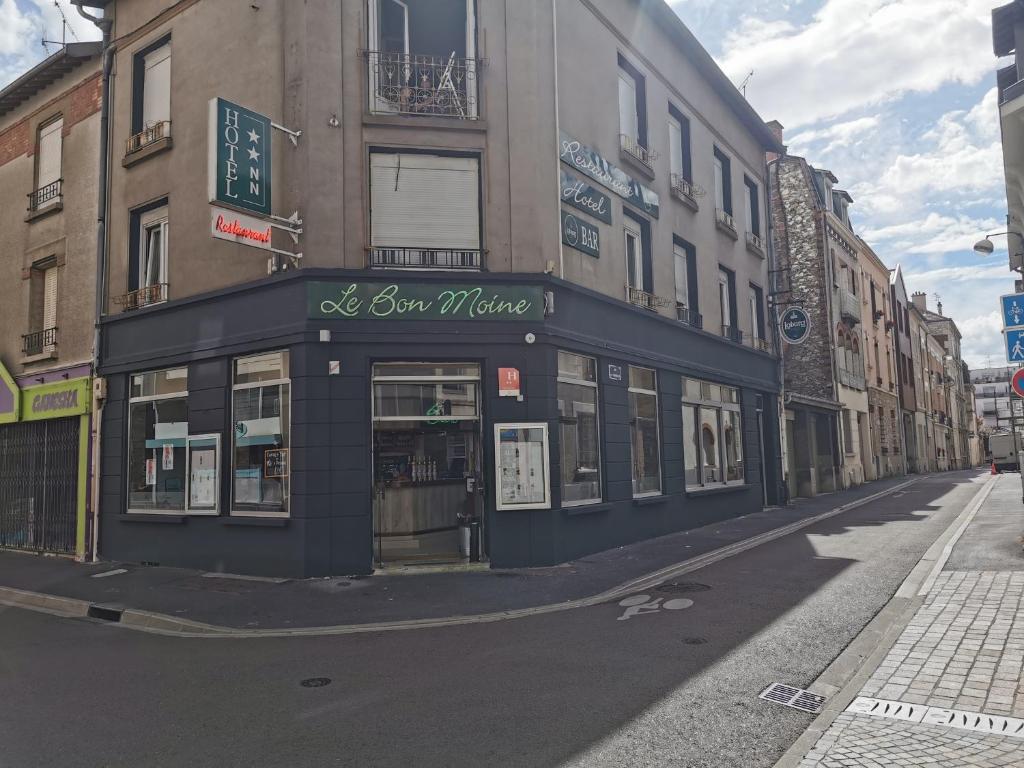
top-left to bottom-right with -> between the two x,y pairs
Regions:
29,117 -> 63,213
557,351 -> 601,505
232,352 -> 290,516
127,368 -> 190,513
628,366 -> 661,496
369,152 -> 481,269
682,377 -> 744,488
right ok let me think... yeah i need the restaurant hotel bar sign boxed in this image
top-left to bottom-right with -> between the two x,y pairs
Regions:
208,97 -> 272,216
559,132 -> 659,219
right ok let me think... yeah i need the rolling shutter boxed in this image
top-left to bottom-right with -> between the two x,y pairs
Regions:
370,153 -> 480,251
143,44 -> 171,127
43,267 -> 58,344
37,118 -> 63,189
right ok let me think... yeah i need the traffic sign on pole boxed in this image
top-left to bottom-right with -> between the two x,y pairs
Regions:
1012,369 -> 1024,399
1001,293 -> 1024,329
1006,328 -> 1024,363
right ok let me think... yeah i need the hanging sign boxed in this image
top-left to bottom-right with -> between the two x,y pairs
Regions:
559,132 -> 659,219
210,207 -> 272,250
780,307 -> 811,345
559,169 -> 612,224
309,282 -> 544,322
208,97 -> 272,216
560,210 -> 600,258
1001,293 -> 1024,329
498,367 -> 521,397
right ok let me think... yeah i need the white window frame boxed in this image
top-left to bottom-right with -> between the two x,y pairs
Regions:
138,206 -> 168,291
557,351 -> 602,507
682,378 -> 744,489
141,43 -> 171,129
494,422 -> 551,511
719,269 -> 731,330
186,433 -> 221,514
618,69 -> 639,142
628,366 -> 662,497
625,223 -> 643,291
668,115 -> 683,180
674,242 -> 689,309
231,352 -> 291,518
126,368 -> 192,515
749,286 -> 763,342
35,116 -> 63,192
713,154 -> 725,211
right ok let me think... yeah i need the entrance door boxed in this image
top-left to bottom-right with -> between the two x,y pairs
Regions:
371,363 -> 483,566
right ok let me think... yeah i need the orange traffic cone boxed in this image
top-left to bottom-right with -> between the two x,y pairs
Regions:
991,462 -> 999,475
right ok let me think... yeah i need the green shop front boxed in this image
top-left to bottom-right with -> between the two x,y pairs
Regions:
0,360 -> 91,557
97,270 -> 781,578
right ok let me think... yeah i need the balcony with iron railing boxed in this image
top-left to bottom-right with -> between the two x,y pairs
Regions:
676,304 -> 703,330
721,324 -> 743,344
746,334 -> 771,353
365,50 -> 480,119
619,134 -> 656,172
838,367 -> 865,390
368,247 -> 482,270
113,283 -> 168,312
745,230 -> 765,258
670,174 -> 700,210
26,178 -> 62,215
838,286 -> 861,325
125,120 -> 172,159
22,327 -> 57,356
715,208 -> 738,239
626,285 -> 671,312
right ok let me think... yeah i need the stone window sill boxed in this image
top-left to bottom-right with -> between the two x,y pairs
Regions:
685,483 -> 752,498
122,136 -> 173,168
25,202 -> 62,223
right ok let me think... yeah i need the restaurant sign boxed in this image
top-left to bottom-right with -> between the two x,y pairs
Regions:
309,282 -> 545,322
560,169 -> 612,224
21,377 -> 91,422
208,97 -> 272,216
210,206 -> 272,250
560,210 -> 600,258
559,132 -> 659,219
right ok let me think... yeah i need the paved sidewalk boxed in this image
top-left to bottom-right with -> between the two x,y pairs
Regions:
0,472 -> 927,630
792,474 -> 1024,768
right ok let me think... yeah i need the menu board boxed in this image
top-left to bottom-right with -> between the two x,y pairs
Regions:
494,424 -> 550,510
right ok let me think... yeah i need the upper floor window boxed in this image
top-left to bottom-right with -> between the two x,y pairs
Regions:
667,104 -> 692,187
369,151 -> 481,270
749,284 -> 765,345
123,199 -> 169,310
623,209 -> 653,308
713,147 -> 732,216
23,258 -> 59,357
743,176 -> 760,236
128,38 -> 171,154
366,0 -> 479,118
617,55 -> 649,167
719,266 -> 738,341
29,117 -> 63,213
673,236 -> 699,327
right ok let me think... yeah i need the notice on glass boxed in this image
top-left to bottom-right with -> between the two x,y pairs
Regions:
162,444 -> 174,471
496,426 -> 549,509
145,458 -> 156,486
189,448 -> 217,508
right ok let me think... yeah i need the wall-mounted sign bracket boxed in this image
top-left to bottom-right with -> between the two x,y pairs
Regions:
271,122 -> 302,146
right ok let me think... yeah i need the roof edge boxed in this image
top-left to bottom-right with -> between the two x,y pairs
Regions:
0,41 -> 102,117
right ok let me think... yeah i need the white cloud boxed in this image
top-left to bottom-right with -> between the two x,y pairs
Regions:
861,213 -> 1004,255
0,0 -> 100,88
719,0 -> 996,128
788,116 -> 881,153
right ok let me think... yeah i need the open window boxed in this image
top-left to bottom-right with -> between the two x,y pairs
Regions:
367,0 -> 479,118
121,199 -> 169,310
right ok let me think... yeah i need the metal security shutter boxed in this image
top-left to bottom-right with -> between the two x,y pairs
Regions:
143,44 -> 171,126
37,118 -> 63,188
43,267 -> 58,332
370,153 -> 480,250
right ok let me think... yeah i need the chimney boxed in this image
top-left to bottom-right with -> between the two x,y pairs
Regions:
937,300 -> 943,316
911,292 -> 927,312
766,120 -> 786,163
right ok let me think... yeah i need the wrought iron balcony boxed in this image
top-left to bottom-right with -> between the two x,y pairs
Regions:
838,368 -> 865,390
27,178 -> 62,213
839,287 -> 861,325
22,327 -> 57,356
125,120 -> 171,155
715,208 -> 738,239
369,247 -> 481,270
114,283 -> 168,311
676,304 -> 703,329
745,231 -> 765,257
365,50 -> 480,119
670,174 -> 701,209
626,285 -> 671,311
619,134 -> 656,170
750,336 -> 772,353
722,324 -> 743,344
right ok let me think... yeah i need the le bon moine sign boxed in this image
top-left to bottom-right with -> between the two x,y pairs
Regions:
308,282 -> 545,322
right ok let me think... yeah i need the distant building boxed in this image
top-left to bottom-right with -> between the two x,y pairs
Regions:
971,366 -> 1016,431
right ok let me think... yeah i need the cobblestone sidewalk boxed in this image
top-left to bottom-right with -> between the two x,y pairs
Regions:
796,570 -> 1024,766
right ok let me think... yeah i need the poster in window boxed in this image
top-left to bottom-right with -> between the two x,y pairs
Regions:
189,448 -> 218,509
145,458 -> 156,486
265,448 -> 288,479
162,443 -> 174,471
494,424 -> 550,510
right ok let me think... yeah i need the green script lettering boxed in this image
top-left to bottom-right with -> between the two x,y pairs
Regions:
320,284 -> 363,317
369,284 -> 399,316
438,288 -> 483,315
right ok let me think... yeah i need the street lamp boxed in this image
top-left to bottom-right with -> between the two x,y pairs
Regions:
973,231 -> 1024,273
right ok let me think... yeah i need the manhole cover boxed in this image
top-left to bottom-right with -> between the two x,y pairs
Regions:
300,677 -> 332,688
656,582 -> 711,593
681,637 -> 708,645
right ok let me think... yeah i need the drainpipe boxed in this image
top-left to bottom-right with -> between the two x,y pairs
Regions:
73,1 -> 113,562
819,210 -> 842,489
551,0 -> 564,280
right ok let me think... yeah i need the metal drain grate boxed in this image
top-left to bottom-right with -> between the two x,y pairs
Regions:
847,697 -> 926,723
922,707 -> 1024,738
760,683 -> 826,714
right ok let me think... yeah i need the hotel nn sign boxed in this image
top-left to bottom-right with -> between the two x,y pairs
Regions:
208,97 -> 272,216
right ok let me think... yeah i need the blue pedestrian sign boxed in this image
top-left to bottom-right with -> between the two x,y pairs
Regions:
1001,293 -> 1024,329
1007,328 -> 1024,363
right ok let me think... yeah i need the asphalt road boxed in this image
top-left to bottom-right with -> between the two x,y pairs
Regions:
0,471 -> 990,768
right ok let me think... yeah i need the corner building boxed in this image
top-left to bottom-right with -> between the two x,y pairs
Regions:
88,0 -> 783,577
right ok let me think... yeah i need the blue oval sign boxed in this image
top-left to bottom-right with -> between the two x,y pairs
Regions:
780,307 -> 811,344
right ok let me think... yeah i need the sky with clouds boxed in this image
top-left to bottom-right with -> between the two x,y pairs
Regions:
0,0 -> 1013,367
671,0 -> 1013,369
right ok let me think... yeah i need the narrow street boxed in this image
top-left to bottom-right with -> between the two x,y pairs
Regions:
0,471 -> 994,767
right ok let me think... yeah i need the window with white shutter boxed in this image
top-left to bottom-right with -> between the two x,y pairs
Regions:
43,267 -> 58,351
31,118 -> 63,210
369,153 -> 481,269
142,44 -> 171,128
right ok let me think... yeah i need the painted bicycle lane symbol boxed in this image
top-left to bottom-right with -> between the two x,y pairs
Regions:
616,594 -> 694,621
